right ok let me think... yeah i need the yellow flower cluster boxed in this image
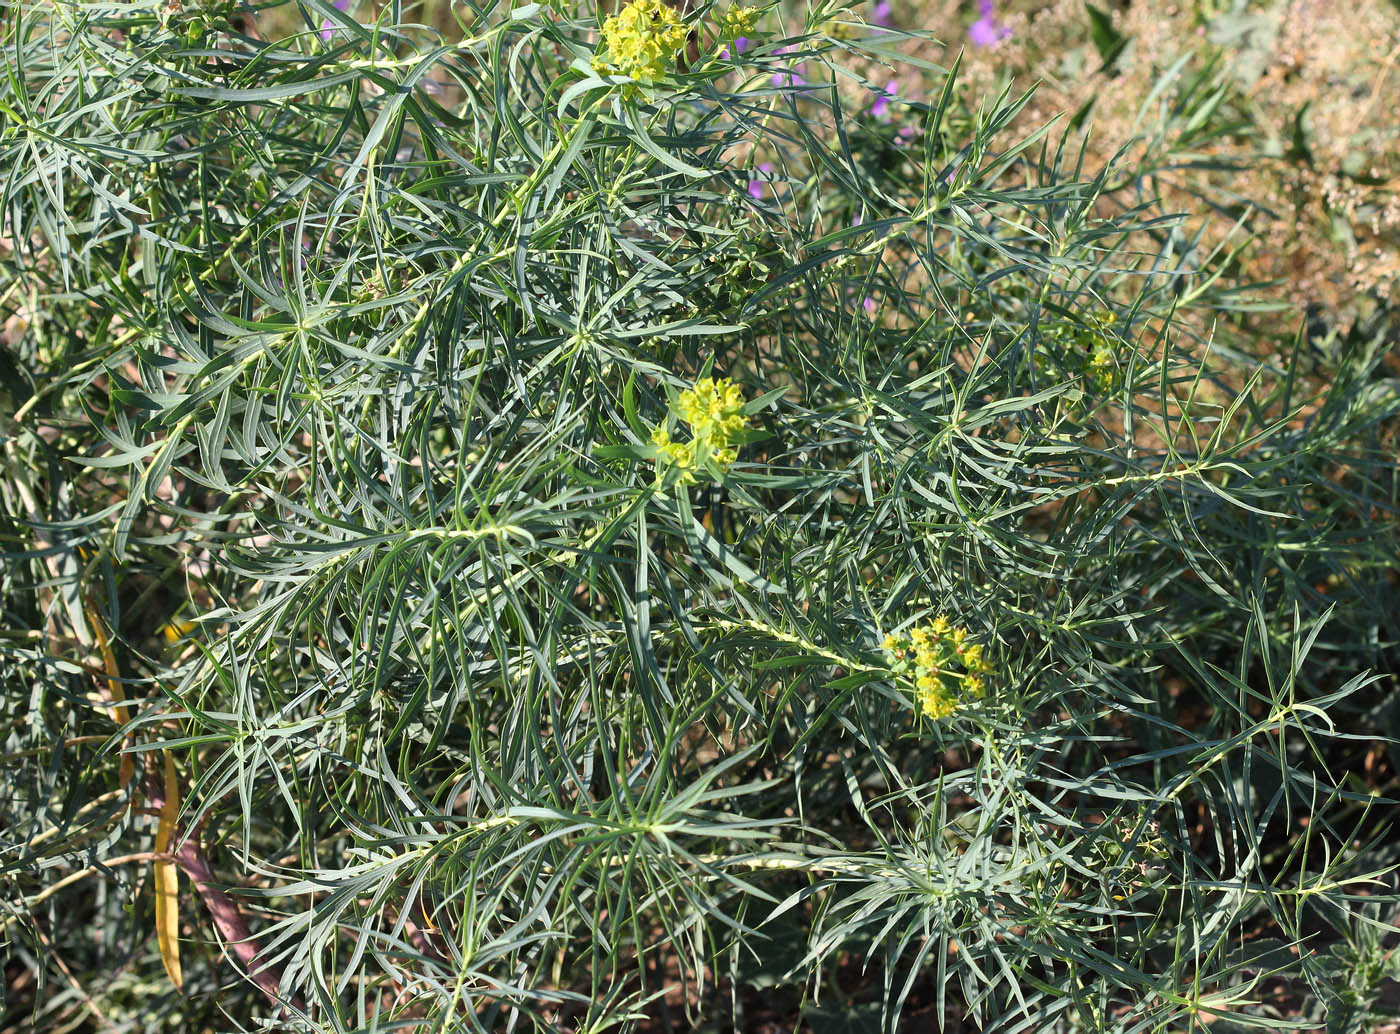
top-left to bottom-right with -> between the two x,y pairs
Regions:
1038,309 -> 1123,404
881,616 -> 993,721
1085,341 -> 1115,394
651,376 -> 750,483
721,4 -> 758,36
592,0 -> 689,83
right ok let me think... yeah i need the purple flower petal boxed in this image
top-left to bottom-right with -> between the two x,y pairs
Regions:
769,45 -> 807,88
871,79 -> 899,119
967,17 -> 997,46
863,296 -> 877,316
321,0 -> 349,40
747,162 -> 774,199
968,0 -> 1010,47
871,1 -> 893,26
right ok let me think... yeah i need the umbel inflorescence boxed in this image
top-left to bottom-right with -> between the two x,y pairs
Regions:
592,0 -> 688,83
592,0 -> 760,84
882,617 -> 993,720
719,3 -> 758,37
1035,308 -> 1124,407
651,376 -> 751,483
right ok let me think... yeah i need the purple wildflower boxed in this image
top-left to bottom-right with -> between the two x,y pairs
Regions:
968,0 -> 1010,47
863,296 -> 877,316
871,79 -> 899,119
769,45 -> 807,88
747,162 -> 774,199
721,36 -> 750,59
320,0 -> 349,40
871,1 -> 893,26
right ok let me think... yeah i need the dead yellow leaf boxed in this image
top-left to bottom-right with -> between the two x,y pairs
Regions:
83,601 -> 133,788
159,619 -> 197,644
154,751 -> 182,990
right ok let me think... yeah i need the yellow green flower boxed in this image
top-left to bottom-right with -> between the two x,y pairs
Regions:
650,426 -> 693,471
882,616 -> 992,721
915,673 -> 956,719
676,376 -> 746,439
593,0 -> 689,84
651,376 -> 752,483
1035,307 -> 1126,408
721,4 -> 758,36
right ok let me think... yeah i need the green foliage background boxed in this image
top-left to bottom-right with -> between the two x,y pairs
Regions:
1,0 -> 1398,1031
